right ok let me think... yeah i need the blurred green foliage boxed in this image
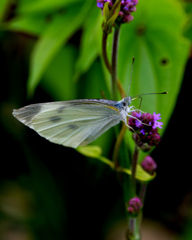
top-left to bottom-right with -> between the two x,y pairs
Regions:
0,0 -> 192,239
2,0 -> 190,154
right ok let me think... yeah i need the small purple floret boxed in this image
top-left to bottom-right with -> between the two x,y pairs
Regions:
140,129 -> 145,135
153,121 -> 163,129
97,2 -> 104,8
128,111 -> 162,150
152,112 -> 163,129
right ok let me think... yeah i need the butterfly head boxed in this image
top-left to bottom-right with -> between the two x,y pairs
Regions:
123,96 -> 132,106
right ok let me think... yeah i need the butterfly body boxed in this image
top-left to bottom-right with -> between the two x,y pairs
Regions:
12,97 -> 133,148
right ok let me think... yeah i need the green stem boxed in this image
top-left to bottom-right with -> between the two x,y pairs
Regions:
111,25 -> 120,100
126,217 -> 141,240
131,145 -> 140,196
102,31 -> 111,73
113,123 -> 127,168
125,145 -> 141,240
140,183 -> 147,204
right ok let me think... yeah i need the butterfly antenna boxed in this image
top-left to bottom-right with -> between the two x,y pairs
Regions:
132,92 -> 168,99
131,92 -> 167,109
127,57 -> 135,96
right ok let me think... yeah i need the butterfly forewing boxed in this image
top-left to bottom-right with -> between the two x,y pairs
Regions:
13,100 -> 122,148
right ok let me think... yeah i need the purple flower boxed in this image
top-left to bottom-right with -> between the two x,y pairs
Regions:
141,156 -> 157,175
97,2 -> 104,8
128,111 -> 162,151
140,129 -> 145,135
153,112 -> 161,121
153,112 -> 163,129
135,119 -> 142,128
127,197 -> 143,216
96,0 -> 138,24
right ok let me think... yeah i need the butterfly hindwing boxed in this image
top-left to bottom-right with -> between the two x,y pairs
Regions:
13,100 -> 122,148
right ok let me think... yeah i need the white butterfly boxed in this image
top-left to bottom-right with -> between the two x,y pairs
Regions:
12,97 -> 136,148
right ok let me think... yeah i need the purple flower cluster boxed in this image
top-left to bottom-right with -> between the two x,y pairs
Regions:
127,197 -> 143,216
97,0 -> 138,24
128,112 -> 163,151
141,156 -> 157,175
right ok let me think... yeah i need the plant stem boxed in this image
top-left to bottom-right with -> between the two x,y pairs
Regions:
113,123 -> 127,168
140,183 -> 147,204
102,28 -> 126,98
102,31 -> 111,73
102,29 -> 126,98
125,145 -> 141,240
126,217 -> 141,240
131,145 -> 140,196
111,25 -> 120,100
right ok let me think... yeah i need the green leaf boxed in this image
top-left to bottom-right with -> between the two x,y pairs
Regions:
76,145 -> 102,158
17,0 -> 90,14
74,7 -> 102,81
136,165 -> 155,181
27,2 -> 93,96
77,145 -> 114,167
41,44 -> 78,101
107,2 -> 121,26
103,1 -> 121,32
103,2 -> 110,23
0,0 -> 9,22
77,146 -> 154,181
4,15 -> 47,35
77,145 -> 113,166
119,165 -> 155,182
115,0 -> 190,160
183,14 -> 192,41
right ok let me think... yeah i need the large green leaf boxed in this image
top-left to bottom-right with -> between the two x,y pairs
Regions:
112,0 -> 190,159
41,45 -> 78,101
4,15 -> 47,35
183,14 -> 192,41
17,0 -> 91,14
27,2 -> 93,96
0,0 -> 9,22
74,7 -> 102,81
183,1 -> 192,42
118,0 -> 189,121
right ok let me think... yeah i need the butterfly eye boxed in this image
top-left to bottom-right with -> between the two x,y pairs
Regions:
122,102 -> 126,107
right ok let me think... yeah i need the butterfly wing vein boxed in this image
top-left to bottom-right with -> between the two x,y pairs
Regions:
13,101 -> 122,148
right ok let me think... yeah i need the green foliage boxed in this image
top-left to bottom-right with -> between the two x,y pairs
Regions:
1,0 -> 192,238
26,2 -> 94,96
5,1 -> 190,138
1,0 -> 190,168
77,145 -> 155,181
0,0 -> 8,21
183,2 -> 192,42
41,45 -> 78,101
116,0 -> 190,159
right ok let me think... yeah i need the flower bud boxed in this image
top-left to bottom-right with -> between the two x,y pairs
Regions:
141,156 -> 157,175
97,0 -> 138,25
127,197 -> 143,217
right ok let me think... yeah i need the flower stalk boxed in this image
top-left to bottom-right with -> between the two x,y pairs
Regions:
131,145 -> 140,196
113,122 -> 127,168
111,25 -> 120,100
102,31 -> 111,72
97,1 -> 163,240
